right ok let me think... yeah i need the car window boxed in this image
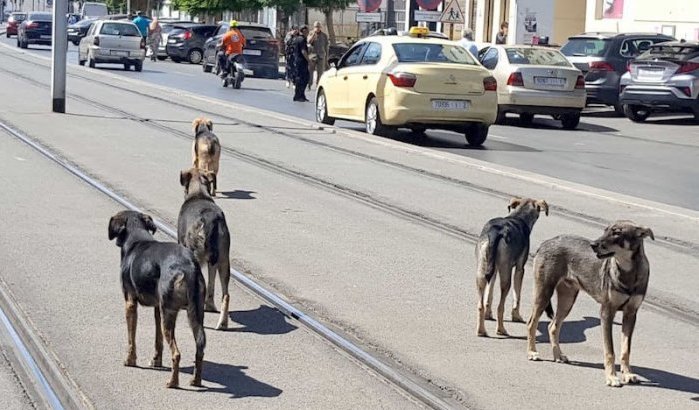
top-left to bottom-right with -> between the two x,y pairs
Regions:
560,38 -> 611,57
638,44 -> 699,62
505,48 -> 571,67
100,22 -> 140,37
361,42 -> 382,65
193,26 -> 216,37
480,47 -> 499,69
87,23 -> 98,36
215,25 -> 229,36
339,44 -> 366,68
240,27 -> 272,39
478,46 -> 490,60
393,43 -> 477,65
11,13 -> 27,21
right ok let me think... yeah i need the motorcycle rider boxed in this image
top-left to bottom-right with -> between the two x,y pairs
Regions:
217,20 -> 246,81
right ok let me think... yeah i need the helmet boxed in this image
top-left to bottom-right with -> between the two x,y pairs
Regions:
229,20 -> 238,28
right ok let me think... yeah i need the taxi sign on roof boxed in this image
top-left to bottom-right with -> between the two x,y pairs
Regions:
440,0 -> 463,23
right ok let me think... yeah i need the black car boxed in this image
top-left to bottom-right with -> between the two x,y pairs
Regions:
17,12 -> 53,49
166,24 -> 217,64
67,18 -> 96,46
203,22 -> 280,79
561,32 -> 675,114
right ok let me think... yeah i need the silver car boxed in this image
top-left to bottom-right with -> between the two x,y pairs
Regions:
620,41 -> 699,122
78,20 -> 146,71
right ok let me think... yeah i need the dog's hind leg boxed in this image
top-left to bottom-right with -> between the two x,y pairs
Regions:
549,281 -> 578,363
496,263 -> 513,336
161,308 -> 181,388
511,257 -> 526,323
150,306 -> 163,367
215,258 -> 231,330
527,280 -> 555,361
484,274 -> 496,321
620,302 -> 641,384
187,287 -> 206,387
476,274 -> 488,337
204,263 -> 217,312
124,296 -> 138,367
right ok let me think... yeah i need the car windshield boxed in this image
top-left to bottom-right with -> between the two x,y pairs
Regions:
241,27 -> 272,39
11,13 -> 27,21
560,38 -> 610,57
100,22 -> 140,37
505,48 -> 571,67
637,44 -> 699,62
392,43 -> 477,65
28,13 -> 52,21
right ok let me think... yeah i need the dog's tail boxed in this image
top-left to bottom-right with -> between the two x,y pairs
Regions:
205,217 -> 220,266
484,229 -> 503,283
186,263 -> 206,361
544,300 -> 554,319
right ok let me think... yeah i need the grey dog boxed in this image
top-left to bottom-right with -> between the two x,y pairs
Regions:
178,167 -> 232,330
526,221 -> 654,387
475,197 -> 548,337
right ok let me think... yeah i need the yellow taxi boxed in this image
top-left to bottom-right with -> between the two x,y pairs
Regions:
315,27 -> 498,146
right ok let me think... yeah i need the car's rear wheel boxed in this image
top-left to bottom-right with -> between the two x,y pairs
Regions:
465,124 -> 489,147
613,103 -> 625,116
366,97 -> 390,136
519,113 -> 534,126
78,54 -> 85,66
187,49 -> 203,64
123,63 -> 131,71
623,104 -> 651,122
134,61 -> 143,72
156,55 -> 167,61
202,63 -> 212,73
88,53 -> 95,68
495,106 -> 507,125
315,90 -> 335,125
561,112 -> 581,130
71,40 -> 79,46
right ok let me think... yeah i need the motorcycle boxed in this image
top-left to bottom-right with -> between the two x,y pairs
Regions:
216,49 -> 245,90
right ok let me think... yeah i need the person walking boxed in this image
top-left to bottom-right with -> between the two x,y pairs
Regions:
307,21 -> 329,90
496,21 -> 508,44
293,25 -> 310,102
457,28 -> 478,57
132,11 -> 150,40
147,18 -> 162,62
284,26 -> 298,88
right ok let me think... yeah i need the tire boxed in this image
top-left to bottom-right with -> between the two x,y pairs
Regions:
365,97 -> 390,136
20,37 -> 28,49
465,124 -> 489,147
6,32 -> 10,38
156,55 -> 167,61
561,112 -> 581,130
233,71 -> 242,89
78,54 -> 85,66
519,113 -> 534,126
202,63 -> 212,73
123,63 -> 130,71
495,106 -> 506,125
88,53 -> 95,68
623,104 -> 651,123
72,40 -> 79,46
187,48 -> 203,64
16,37 -> 19,47
222,77 -> 229,88
613,103 -> 625,116
134,61 -> 143,72
315,90 -> 335,125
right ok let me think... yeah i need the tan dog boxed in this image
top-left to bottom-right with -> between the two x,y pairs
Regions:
191,117 -> 221,196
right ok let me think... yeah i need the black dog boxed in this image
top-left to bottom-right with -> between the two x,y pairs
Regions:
178,168 -> 231,330
108,210 -> 206,388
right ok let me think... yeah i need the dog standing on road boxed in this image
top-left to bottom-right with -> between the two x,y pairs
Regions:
526,221 -> 654,387
178,168 -> 232,330
475,197 -> 548,337
108,210 -> 206,388
191,117 -> 221,197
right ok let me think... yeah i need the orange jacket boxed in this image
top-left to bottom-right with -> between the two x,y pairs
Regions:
222,29 -> 245,55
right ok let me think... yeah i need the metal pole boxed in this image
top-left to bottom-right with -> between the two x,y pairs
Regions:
51,0 -> 67,113
127,0 -> 130,16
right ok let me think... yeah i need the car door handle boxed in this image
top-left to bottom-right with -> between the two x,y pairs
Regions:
362,75 -> 368,79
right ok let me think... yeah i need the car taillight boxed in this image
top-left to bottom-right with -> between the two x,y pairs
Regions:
388,72 -> 416,87
483,76 -> 497,91
677,86 -> 692,97
676,62 -> 699,74
506,72 -> 523,86
183,30 -> 192,40
589,61 -> 614,71
26,21 -> 38,29
575,75 -> 585,89
140,38 -> 146,49
93,36 -> 100,46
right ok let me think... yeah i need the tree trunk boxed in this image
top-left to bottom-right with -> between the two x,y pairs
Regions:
323,9 -> 335,45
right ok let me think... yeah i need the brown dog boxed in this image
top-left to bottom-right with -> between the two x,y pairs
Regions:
191,117 -> 221,196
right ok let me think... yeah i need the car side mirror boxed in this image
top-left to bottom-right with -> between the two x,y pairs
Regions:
328,58 -> 338,68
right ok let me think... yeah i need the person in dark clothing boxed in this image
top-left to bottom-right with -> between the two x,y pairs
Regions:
284,26 -> 299,88
293,26 -> 310,102
496,21 -> 508,44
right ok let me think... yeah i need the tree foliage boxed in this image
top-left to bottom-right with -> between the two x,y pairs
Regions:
172,0 -> 263,17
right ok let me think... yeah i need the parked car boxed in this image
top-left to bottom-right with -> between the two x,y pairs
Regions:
316,27 -> 497,146
620,41 -> 699,122
561,32 -> 674,114
78,20 -> 146,71
203,22 -> 280,79
17,12 -> 53,49
166,24 -> 217,64
80,2 -> 108,19
478,45 -> 586,129
67,18 -> 96,46
157,21 -> 199,61
6,12 -> 27,38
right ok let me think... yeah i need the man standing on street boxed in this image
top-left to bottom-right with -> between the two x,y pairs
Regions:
307,21 -> 329,90
496,21 -> 508,44
293,25 -> 310,102
132,11 -> 150,40
457,28 -> 478,57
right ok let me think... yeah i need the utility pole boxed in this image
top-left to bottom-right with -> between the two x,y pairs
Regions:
51,0 -> 67,113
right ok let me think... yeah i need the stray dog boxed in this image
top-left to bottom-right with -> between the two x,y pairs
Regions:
526,221 -> 654,387
475,197 -> 548,337
108,210 -> 206,388
191,117 -> 221,196
178,168 -> 231,330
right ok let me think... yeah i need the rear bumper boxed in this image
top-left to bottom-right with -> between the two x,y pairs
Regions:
584,84 -> 619,106
92,48 -> 145,63
165,44 -> 189,59
499,104 -> 582,115
499,87 -> 586,109
382,90 -> 497,126
620,88 -> 698,110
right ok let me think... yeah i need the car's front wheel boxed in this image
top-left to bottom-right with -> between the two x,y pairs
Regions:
623,104 -> 651,122
561,112 -> 581,130
315,90 -> 335,125
134,61 -> 143,72
366,97 -> 390,136
465,124 -> 489,147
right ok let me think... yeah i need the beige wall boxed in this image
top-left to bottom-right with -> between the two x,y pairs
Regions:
553,0 -> 586,45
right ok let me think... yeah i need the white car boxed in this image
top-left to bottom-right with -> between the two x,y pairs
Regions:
78,20 -> 146,71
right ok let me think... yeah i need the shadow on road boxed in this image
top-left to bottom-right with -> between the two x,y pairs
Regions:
536,316 -> 600,343
225,305 -> 298,335
177,362 -> 283,398
218,190 -> 257,200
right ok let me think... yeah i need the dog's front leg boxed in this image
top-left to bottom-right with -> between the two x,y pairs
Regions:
124,297 -> 138,367
620,305 -> 640,384
150,307 -> 163,368
601,305 -> 621,387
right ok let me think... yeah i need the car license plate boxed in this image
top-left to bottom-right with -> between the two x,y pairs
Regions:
243,49 -> 262,56
111,50 -> 129,56
637,68 -> 663,80
432,100 -> 469,111
168,39 -> 177,43
534,77 -> 566,87
40,35 -> 52,39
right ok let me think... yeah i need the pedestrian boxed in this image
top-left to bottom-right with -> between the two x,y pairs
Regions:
307,21 -> 329,90
457,28 -> 478,57
147,18 -> 162,62
132,11 -> 150,40
496,21 -> 508,44
292,25 -> 310,102
284,26 -> 298,88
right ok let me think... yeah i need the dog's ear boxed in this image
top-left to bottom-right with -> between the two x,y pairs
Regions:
508,197 -> 522,212
139,213 -> 157,235
206,119 -> 213,131
636,226 -> 655,241
108,215 -> 125,241
536,200 -> 549,216
180,169 -> 192,187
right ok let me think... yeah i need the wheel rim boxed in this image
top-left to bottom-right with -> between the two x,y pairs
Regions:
190,50 -> 202,64
366,103 -> 377,133
316,94 -> 326,122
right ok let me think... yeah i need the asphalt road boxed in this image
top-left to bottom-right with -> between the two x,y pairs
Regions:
2,36 -> 697,210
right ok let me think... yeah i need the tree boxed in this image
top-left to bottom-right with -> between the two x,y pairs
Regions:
304,0 -> 352,44
172,0 -> 263,21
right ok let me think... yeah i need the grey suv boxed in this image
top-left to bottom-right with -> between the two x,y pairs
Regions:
561,32 -> 674,114
166,24 -> 217,64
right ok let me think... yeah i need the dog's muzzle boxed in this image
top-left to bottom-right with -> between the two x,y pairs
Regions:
591,241 -> 614,259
